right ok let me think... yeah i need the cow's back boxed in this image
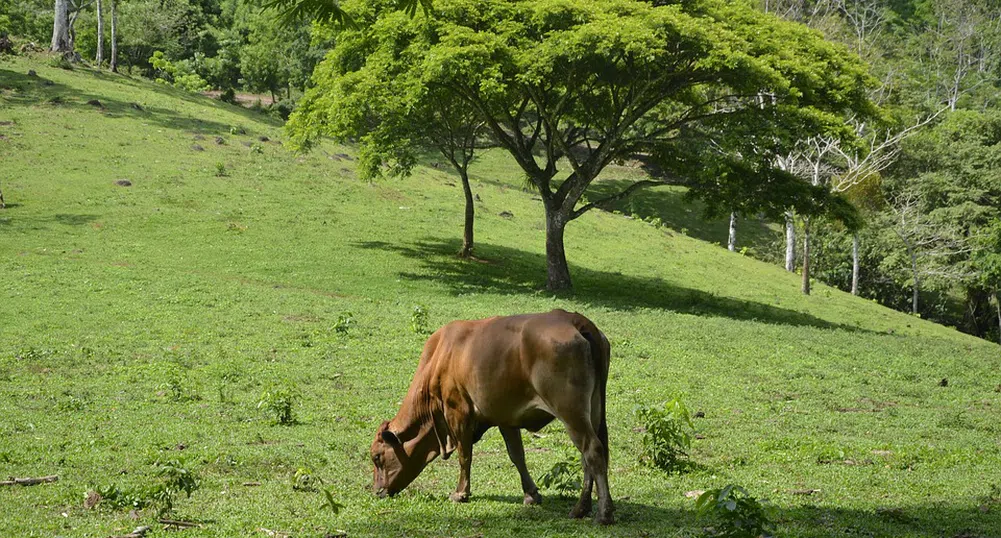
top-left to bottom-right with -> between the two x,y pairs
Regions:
430,310 -> 597,430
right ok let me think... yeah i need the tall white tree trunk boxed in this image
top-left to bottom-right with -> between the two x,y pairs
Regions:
802,216 -> 811,295
728,212 -> 737,252
785,211 -> 796,272
851,233 -> 860,295
109,0 -> 118,72
52,0 -> 71,52
96,0 -> 103,65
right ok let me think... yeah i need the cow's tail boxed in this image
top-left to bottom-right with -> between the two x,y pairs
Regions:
578,319 -> 610,463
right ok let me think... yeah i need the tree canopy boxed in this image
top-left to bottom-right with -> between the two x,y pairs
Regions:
288,0 -> 874,290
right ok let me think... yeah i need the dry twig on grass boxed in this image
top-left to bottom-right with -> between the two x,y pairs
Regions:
0,475 -> 58,486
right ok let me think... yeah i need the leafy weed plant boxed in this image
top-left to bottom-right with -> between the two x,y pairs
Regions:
258,385 -> 301,425
636,396 -> 695,472
695,485 -> 775,538
537,449 -> 581,496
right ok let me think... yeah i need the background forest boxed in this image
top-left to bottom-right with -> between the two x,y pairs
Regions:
3,0 -> 1001,344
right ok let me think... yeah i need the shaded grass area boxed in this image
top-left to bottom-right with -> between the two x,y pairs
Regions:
1,54 -> 1000,537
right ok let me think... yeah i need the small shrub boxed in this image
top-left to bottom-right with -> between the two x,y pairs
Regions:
537,450 -> 581,496
258,385 -> 301,425
214,162 -> 227,177
695,485 -> 775,538
635,397 -> 695,472
218,88 -> 237,104
151,458 -> 200,516
333,313 -> 355,334
250,143 -> 264,155
411,305 -> 429,334
292,467 -> 320,491
48,55 -> 73,70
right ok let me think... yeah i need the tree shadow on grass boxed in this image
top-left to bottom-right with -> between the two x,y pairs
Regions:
345,495 -> 999,537
0,209 -> 99,229
352,238 -> 868,333
0,69 -> 272,136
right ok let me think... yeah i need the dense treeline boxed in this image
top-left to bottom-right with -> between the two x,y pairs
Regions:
1,0 -> 999,342
1,0 -> 326,112
754,0 -> 1001,343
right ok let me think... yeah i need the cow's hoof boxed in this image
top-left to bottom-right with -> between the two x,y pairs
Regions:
569,502 -> 592,519
449,491 -> 470,503
523,490 -> 542,505
595,511 -> 614,525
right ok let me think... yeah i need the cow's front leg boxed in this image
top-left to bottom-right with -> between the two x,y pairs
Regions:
500,427 -> 541,505
449,425 -> 474,503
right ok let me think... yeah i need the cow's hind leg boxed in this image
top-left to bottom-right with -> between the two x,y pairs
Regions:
500,427 -> 541,505
565,420 -> 613,524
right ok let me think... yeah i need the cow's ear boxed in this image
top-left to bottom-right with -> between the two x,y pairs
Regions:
380,430 -> 401,446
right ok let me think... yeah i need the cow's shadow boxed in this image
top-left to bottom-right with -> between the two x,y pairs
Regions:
353,237 -> 871,334
344,494 -> 1000,536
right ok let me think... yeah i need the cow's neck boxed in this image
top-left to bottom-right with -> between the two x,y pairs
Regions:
391,392 -> 441,465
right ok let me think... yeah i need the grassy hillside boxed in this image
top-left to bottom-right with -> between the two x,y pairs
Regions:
2,55 -> 1000,538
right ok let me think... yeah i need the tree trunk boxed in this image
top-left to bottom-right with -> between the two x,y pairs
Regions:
109,0 -> 117,72
52,0 -> 71,52
802,216 -> 811,295
544,206 -> 572,292
851,233 -> 860,296
728,212 -> 737,252
996,291 -> 1000,346
785,211 -> 795,272
96,0 -> 103,65
458,169 -> 474,258
909,245 -> 920,315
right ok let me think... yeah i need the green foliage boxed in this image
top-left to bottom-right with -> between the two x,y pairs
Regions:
410,305 -> 428,334
332,312 -> 355,334
695,485 -> 775,538
150,51 -> 211,93
91,459 -> 200,517
292,466 -> 320,491
151,458 -> 201,516
635,397 -> 695,472
258,385 -> 301,425
537,450 -> 581,496
215,162 -> 228,177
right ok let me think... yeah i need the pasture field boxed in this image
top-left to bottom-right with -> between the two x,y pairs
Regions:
2,55 -> 1000,537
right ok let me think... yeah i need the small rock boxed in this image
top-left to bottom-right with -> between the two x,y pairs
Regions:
790,488 -> 821,496
191,144 -> 204,151
258,135 -> 270,142
130,102 -> 144,111
192,134 -> 205,141
85,99 -> 103,108
43,80 -> 53,86
694,433 -> 706,440
335,152 -> 352,160
241,141 -> 252,147
475,194 -> 482,202
215,136 -> 226,145
27,69 -> 37,77
115,179 -> 132,187
939,378 -> 948,387
175,443 -> 186,450
499,211 -> 514,218
694,410 -> 705,418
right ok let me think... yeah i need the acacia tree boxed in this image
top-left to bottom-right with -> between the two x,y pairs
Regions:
288,45 -> 487,257
290,0 -> 871,291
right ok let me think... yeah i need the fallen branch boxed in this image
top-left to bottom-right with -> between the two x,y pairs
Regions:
109,526 -> 150,538
158,519 -> 201,528
0,475 -> 59,486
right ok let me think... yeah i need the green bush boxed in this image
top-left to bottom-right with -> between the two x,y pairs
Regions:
695,485 -> 775,538
258,385 -> 301,425
537,450 -> 581,496
635,396 -> 695,472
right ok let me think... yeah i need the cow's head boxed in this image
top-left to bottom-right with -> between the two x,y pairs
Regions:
371,421 -> 425,497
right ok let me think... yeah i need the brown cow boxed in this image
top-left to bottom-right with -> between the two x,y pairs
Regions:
370,309 -> 614,524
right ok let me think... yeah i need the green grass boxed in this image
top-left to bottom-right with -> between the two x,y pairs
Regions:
2,54 -> 1000,537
